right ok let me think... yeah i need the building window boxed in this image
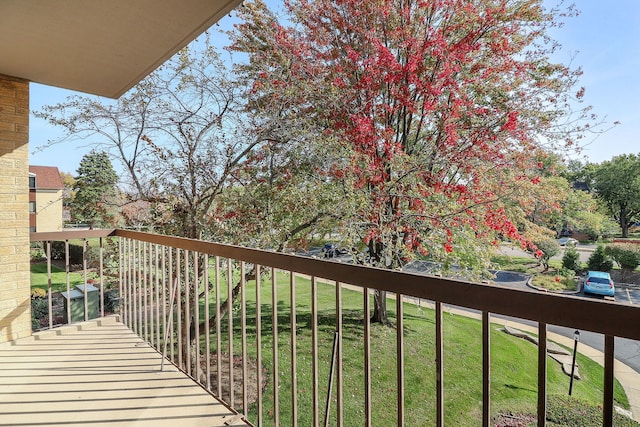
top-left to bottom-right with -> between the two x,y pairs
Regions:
29,175 -> 36,189
29,201 -> 36,213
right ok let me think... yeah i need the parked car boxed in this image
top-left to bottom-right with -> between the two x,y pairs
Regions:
583,270 -> 615,297
557,237 -> 579,247
323,242 -> 348,258
322,242 -> 342,258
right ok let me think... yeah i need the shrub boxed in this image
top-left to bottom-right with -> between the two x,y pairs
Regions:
560,267 -> 576,280
605,243 -> 640,281
31,288 -> 46,299
587,245 -> 613,272
533,238 -> 560,271
50,241 -> 85,264
31,295 -> 48,330
562,246 -> 581,272
605,243 -> 640,271
103,289 -> 120,314
30,243 -> 45,262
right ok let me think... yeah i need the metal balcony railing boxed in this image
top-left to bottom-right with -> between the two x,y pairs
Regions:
29,229 -> 640,427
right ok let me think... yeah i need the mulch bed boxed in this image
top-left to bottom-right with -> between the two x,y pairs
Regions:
493,412 -> 537,426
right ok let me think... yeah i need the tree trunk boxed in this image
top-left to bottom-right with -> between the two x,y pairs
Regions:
366,240 -> 394,326
620,205 -> 630,238
371,289 -> 390,325
195,268 -> 255,338
621,218 -> 629,238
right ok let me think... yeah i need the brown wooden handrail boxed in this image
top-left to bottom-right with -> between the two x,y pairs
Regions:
30,228 -> 640,342
113,229 -> 640,340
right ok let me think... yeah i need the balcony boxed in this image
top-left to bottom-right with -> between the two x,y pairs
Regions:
0,316 -> 247,426
16,228 -> 640,426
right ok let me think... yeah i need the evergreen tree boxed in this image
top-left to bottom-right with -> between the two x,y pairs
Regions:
562,246 -> 581,272
72,150 -> 119,228
587,245 -> 613,272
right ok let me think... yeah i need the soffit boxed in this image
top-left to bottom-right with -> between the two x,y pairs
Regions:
0,0 -> 242,98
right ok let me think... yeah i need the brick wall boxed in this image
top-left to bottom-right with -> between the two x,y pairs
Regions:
0,74 -> 31,343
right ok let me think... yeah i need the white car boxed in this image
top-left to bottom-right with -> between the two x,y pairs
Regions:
557,237 -> 579,247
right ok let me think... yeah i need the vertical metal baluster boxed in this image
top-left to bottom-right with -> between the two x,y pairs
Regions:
194,251 -> 201,382
132,240 -> 139,334
83,238 -> 88,321
435,302 -> 444,427
161,246 -> 167,356
176,248 -> 183,369
131,239 -> 136,329
228,258 -> 234,408
143,241 -> 149,342
126,239 -> 135,329
148,243 -> 154,347
118,238 -> 124,322
312,276 -> 319,427
169,247 -> 175,363
241,262 -> 248,414
138,240 -> 144,335
184,249 -> 191,376
272,268 -> 280,426
256,265 -> 263,426
65,240 -> 71,325
396,293 -> 404,427
291,272 -> 298,427
537,323 -> 547,427
364,287 -> 371,427
99,237 -> 104,318
46,240 -> 52,328
124,241 -> 131,327
482,311 -> 491,427
205,254 -> 211,390
155,244 -> 160,351
216,256 -> 222,397
336,282 -> 343,427
603,335 -> 615,427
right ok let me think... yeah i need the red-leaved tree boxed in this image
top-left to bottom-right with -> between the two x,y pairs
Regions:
233,0 -> 598,323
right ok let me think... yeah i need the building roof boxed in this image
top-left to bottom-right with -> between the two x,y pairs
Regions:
572,181 -> 591,192
0,0 -> 242,98
29,166 -> 64,191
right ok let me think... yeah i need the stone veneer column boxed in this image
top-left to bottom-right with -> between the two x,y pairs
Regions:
0,74 -> 30,343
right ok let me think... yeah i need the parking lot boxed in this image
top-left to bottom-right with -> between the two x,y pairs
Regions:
608,284 -> 640,305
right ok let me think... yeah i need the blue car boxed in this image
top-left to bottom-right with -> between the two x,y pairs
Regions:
583,271 -> 615,297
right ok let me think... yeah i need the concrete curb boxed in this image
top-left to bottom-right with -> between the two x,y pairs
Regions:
524,274 -> 581,295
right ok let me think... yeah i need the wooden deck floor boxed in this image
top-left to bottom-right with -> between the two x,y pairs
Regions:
0,316 -> 249,427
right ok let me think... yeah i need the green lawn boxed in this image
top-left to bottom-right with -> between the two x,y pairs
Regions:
30,262 -> 87,293
211,271 -> 634,426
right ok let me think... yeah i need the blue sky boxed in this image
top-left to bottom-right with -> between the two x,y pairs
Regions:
29,0 -> 640,174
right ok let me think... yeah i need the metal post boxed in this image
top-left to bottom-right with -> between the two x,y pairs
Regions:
324,331 -> 339,427
569,330 -> 580,395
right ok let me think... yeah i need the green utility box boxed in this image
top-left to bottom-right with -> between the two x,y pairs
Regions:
62,284 -> 99,323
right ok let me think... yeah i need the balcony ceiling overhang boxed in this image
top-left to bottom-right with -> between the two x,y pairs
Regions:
0,0 -> 242,98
